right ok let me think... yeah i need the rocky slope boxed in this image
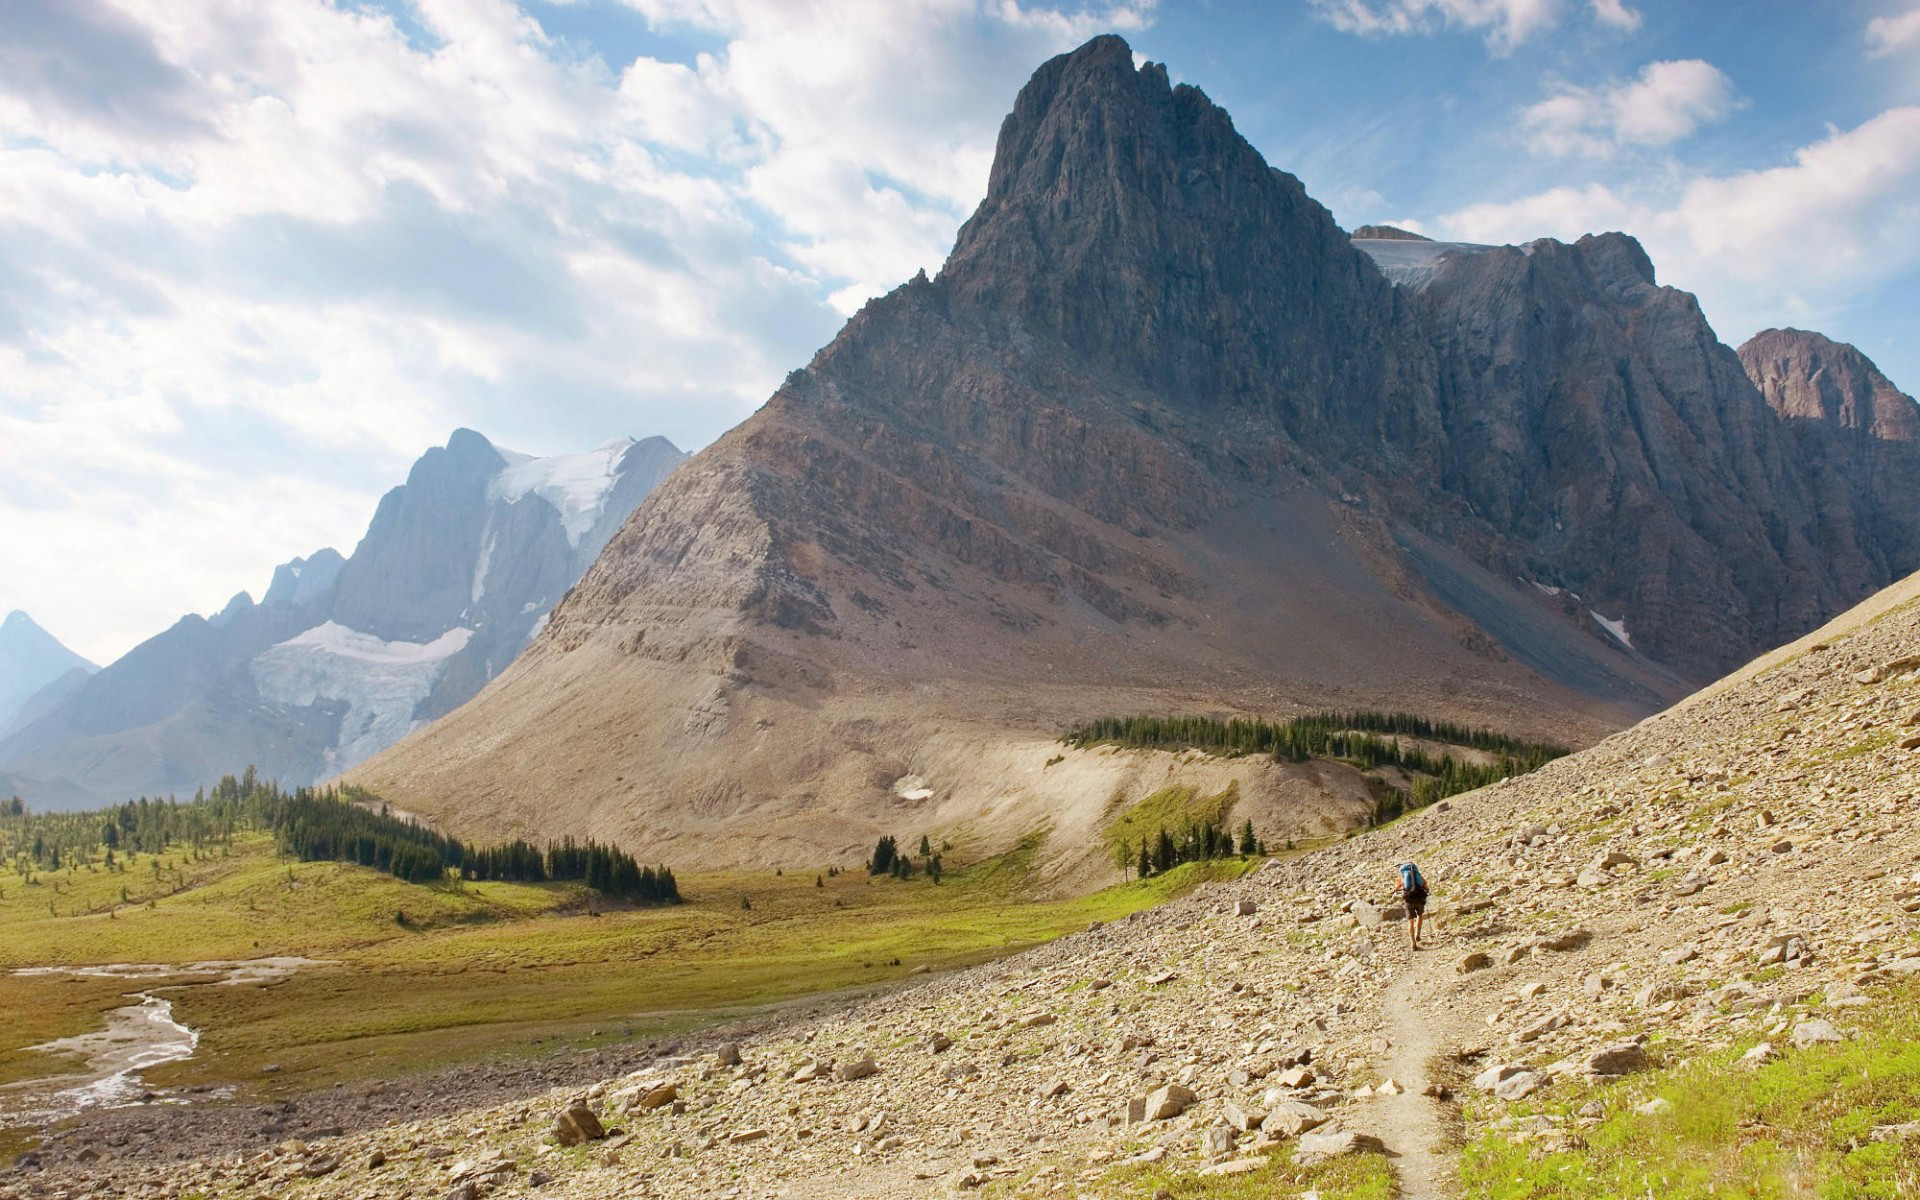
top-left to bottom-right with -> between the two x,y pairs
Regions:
355,35 -> 1912,869
27,565 -> 1920,1200
0,433 -> 683,809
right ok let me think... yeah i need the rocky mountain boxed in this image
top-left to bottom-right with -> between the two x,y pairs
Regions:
1738,327 -> 1920,587
353,36 -> 1915,868
0,432 -> 683,810
47,568 -> 1920,1199
0,611 -> 95,733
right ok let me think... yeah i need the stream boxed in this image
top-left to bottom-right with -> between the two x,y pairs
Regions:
0,958 -> 324,1129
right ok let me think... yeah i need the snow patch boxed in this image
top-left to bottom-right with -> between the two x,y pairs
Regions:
490,438 -> 634,546
1590,610 -> 1633,648
893,774 -> 935,801
1353,238 -> 1501,290
251,623 -> 473,772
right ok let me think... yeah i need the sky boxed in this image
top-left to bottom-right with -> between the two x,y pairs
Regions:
2,0 -> 1917,665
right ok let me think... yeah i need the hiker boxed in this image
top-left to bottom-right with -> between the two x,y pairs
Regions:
1396,861 -> 1429,949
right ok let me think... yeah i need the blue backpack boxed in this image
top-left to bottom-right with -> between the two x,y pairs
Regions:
1400,862 -> 1426,895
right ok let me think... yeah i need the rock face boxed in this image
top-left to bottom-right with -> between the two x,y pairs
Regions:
354,36 -> 1916,867
1389,237 -> 1867,679
0,432 -> 683,809
1738,328 -> 1920,591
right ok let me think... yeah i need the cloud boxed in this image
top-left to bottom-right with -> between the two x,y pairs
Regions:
1588,0 -> 1640,31
0,0 -> 1150,663
1867,7 -> 1920,56
1523,59 -> 1740,157
1438,106 -> 1920,342
1308,0 -> 1634,52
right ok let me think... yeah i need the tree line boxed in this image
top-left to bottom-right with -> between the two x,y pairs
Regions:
1064,710 -> 1566,764
3,770 -> 677,903
1116,816 -> 1261,880
1063,710 -> 1568,824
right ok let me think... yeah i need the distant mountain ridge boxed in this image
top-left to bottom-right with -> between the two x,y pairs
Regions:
0,611 -> 95,733
0,432 -> 684,810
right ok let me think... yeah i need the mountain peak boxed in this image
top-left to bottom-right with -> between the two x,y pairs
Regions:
938,34 -> 1400,432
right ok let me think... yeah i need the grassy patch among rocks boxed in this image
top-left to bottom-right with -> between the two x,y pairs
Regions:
1459,978 -> 1920,1198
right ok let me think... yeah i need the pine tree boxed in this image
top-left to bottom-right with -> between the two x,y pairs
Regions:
1238,819 -> 1256,855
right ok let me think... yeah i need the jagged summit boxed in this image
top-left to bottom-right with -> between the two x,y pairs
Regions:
943,36 -> 1412,443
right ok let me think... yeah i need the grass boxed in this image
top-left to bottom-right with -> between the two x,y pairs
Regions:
0,833 -> 1258,1105
1089,1147 -> 1394,1199
1458,977 -> 1920,1199
1103,784 -> 1240,861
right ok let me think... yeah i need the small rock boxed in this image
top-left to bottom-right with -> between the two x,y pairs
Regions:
1636,1097 -> 1672,1116
838,1056 -> 880,1081
1458,952 -> 1491,974
714,1043 -> 743,1067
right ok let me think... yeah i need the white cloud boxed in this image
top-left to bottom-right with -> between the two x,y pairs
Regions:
1439,106 -> 1920,346
1308,0 -> 1631,52
1589,0 -> 1640,31
0,0 -> 1150,663
1867,7 -> 1920,56
1523,59 -> 1739,157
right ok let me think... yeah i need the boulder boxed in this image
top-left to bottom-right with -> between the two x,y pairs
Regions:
1295,1129 -> 1386,1164
1494,1070 -> 1547,1101
551,1102 -> 605,1146
1220,1100 -> 1263,1132
1139,1084 -> 1196,1121
1263,1099 -> 1328,1136
1458,952 -> 1491,974
1584,1041 -> 1649,1076
1792,1019 -> 1842,1049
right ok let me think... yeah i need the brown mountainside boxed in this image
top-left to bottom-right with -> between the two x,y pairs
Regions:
351,37 -> 1917,868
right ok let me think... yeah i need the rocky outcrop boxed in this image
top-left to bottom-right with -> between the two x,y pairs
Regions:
1738,328 -> 1920,586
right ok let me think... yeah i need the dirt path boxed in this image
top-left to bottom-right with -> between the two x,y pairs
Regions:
1375,939 -> 1452,1199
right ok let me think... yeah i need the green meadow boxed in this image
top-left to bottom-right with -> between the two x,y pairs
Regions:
0,831 -> 1258,1102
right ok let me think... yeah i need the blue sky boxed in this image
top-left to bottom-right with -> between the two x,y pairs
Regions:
2,0 -> 1916,663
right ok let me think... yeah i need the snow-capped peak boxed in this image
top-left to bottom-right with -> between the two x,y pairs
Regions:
488,437 -> 635,547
